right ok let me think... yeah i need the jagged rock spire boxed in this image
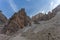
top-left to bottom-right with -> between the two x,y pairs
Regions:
2,8 -> 31,34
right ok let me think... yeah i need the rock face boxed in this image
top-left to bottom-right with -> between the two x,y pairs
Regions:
32,13 -> 45,23
0,11 -> 7,33
2,8 -> 31,34
0,10 -> 7,24
32,11 -> 56,23
32,13 -> 44,21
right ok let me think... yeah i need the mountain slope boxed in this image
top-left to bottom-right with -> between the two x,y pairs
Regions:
20,11 -> 60,40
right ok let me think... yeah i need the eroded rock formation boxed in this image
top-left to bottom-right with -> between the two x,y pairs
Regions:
32,11 -> 56,23
0,10 -> 7,24
2,8 -> 31,34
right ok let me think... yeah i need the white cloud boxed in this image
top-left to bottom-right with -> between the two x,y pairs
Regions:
41,10 -> 45,13
50,0 -> 60,11
8,0 -> 18,12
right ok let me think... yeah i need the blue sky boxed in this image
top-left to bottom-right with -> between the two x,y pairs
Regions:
0,0 -> 60,18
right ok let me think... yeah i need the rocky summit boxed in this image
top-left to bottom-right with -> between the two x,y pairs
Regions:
0,10 -> 7,24
32,11 -> 56,24
2,8 -> 31,35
